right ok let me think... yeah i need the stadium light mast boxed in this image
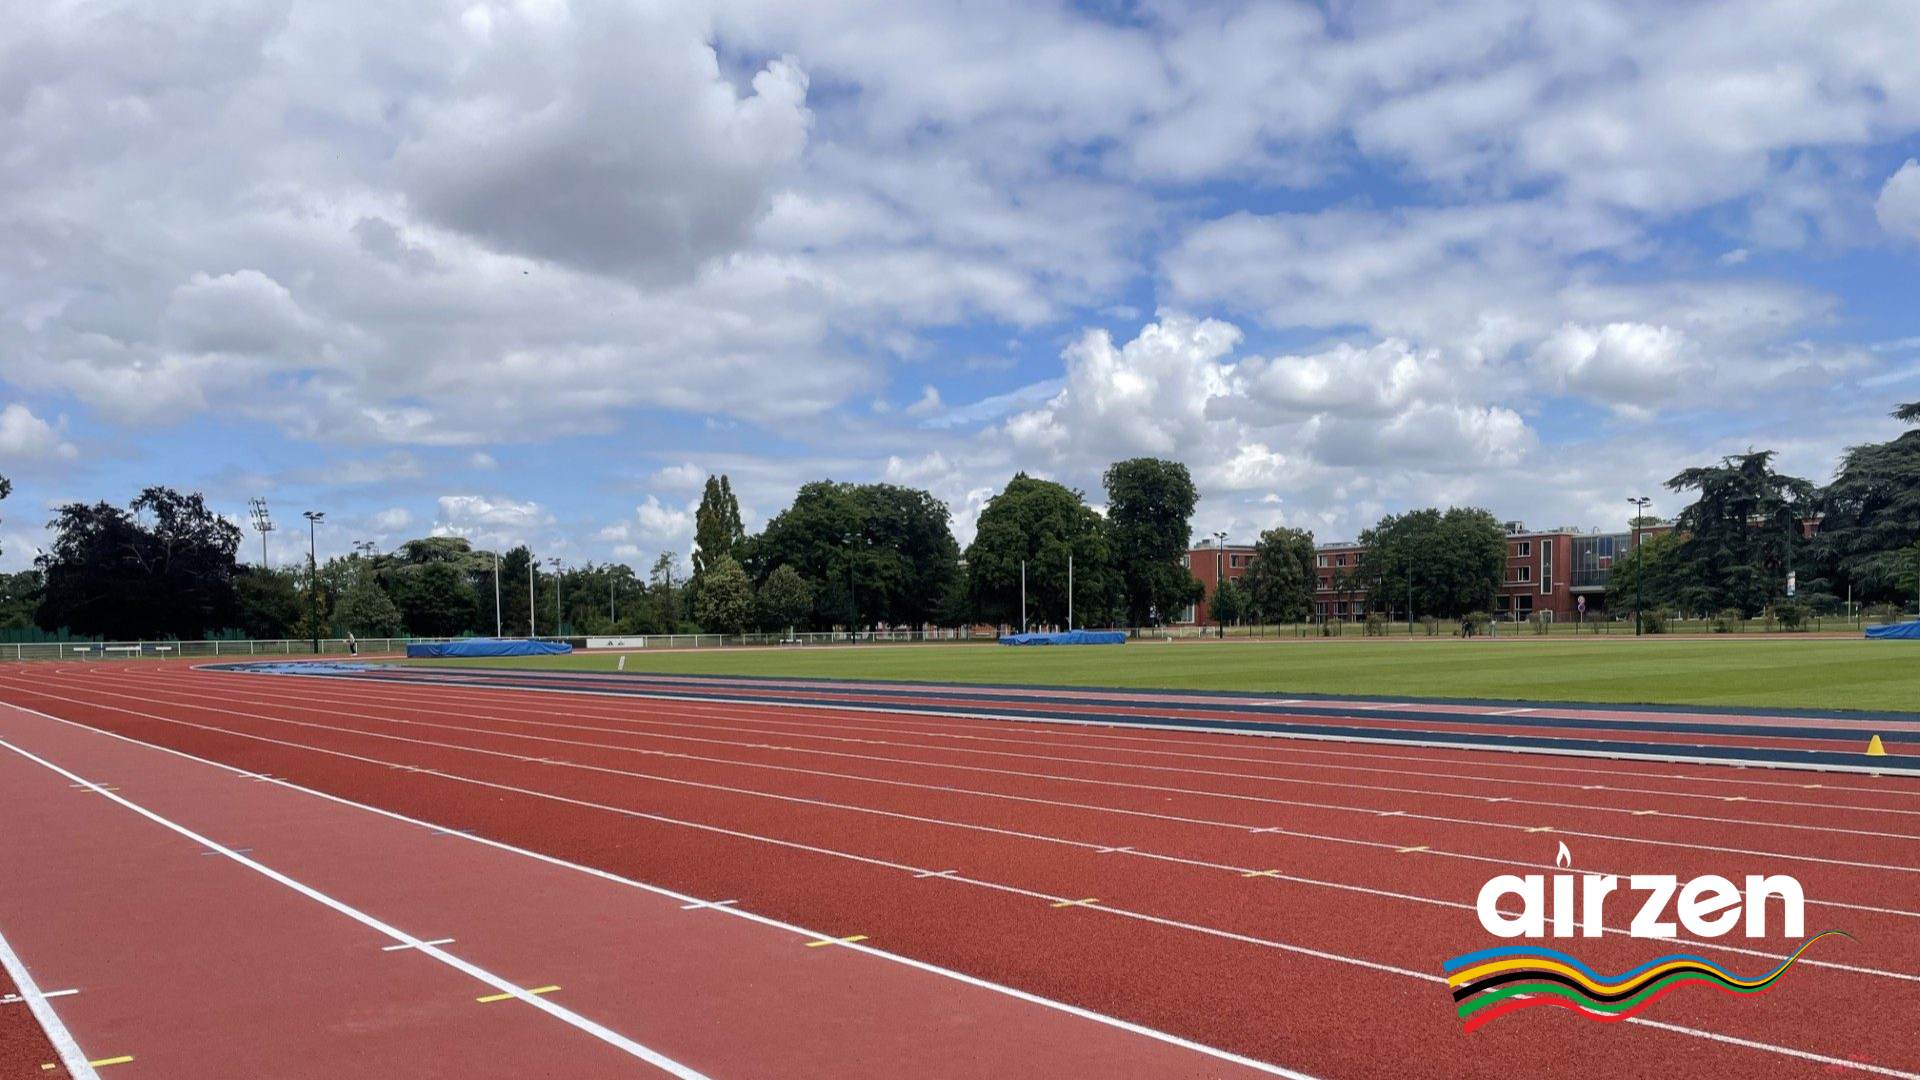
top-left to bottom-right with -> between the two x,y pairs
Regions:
248,498 -> 274,567
1628,497 -> 1652,636
549,557 -> 563,635
302,511 -> 325,653
493,551 -> 503,638
1213,530 -> 1229,639
527,555 -> 537,638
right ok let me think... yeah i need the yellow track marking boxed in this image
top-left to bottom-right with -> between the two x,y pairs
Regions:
804,934 -> 869,948
477,985 -> 560,1003
1049,897 -> 1100,908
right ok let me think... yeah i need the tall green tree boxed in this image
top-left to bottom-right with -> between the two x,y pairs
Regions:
233,567 -> 303,639
1211,577 -> 1249,626
1666,450 -> 1814,615
1351,507 -> 1505,619
694,555 -> 754,634
384,561 -> 478,636
1813,403 -> 1920,606
0,474 -> 9,561
1241,527 -> 1317,624
964,474 -> 1118,627
754,563 -> 814,632
649,552 -> 687,632
692,475 -> 745,582
0,570 -> 40,631
1103,458 -> 1203,626
37,487 -> 244,639
1604,531 -> 1685,615
750,481 -> 960,630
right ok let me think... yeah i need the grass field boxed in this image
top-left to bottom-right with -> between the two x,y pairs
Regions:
420,635 -> 1920,713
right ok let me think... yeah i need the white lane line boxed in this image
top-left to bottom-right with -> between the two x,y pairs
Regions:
678,899 -> 738,911
66,676 -> 1920,858
0,704 -> 1311,1080
1488,708 -> 1536,716
28,713 -> 1912,1080
0,737 -> 712,1080
381,938 -> 456,952
0,925 -> 99,1080
10,683 -> 1920,928
155,669 -> 1920,810
0,988 -> 78,1004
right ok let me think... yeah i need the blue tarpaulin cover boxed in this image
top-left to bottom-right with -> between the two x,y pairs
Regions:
1865,621 -> 1920,640
998,630 -> 1127,646
405,639 -> 574,658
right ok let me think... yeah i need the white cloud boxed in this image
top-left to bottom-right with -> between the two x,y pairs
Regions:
434,494 -> 552,535
369,507 -> 413,531
0,404 -> 78,462
1532,322 -> 1690,414
634,495 -> 695,547
904,385 -> 944,417
1876,160 -> 1920,242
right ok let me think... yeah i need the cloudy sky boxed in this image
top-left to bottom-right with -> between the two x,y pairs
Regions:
3,0 -> 1919,571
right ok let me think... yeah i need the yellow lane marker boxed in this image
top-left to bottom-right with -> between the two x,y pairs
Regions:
1524,826 -> 1554,833
1724,796 -> 1748,802
42,1057 -> 133,1071
1632,810 -> 1660,816
477,985 -> 560,1004
1395,845 -> 1430,854
1240,869 -> 1281,878
804,935 -> 869,948
1049,898 -> 1100,908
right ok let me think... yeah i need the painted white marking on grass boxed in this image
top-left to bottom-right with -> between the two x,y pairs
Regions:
382,938 -> 456,952
0,924 -> 99,1080
0,703 -> 1312,1079
0,737 -> 712,1080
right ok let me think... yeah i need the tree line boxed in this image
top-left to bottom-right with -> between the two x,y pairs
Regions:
3,399 -> 1916,641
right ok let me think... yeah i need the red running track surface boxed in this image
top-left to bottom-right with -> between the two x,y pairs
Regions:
1,662 -> 1918,1079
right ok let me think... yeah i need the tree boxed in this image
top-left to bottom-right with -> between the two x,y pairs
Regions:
334,565 -> 405,637
1103,458 -> 1203,626
1212,577 -> 1249,626
1666,450 -> 1814,616
750,481 -> 961,630
754,563 -> 813,632
692,475 -> 745,582
694,555 -> 753,634
1604,531 -> 1685,616
1241,527 -> 1317,624
649,552 -> 687,632
1351,507 -> 1505,620
0,474 -> 9,561
233,567 -> 303,639
1896,402 -> 1920,423
964,474 -> 1118,627
385,561 -> 478,636
36,487 -> 244,639
0,570 -> 39,631
1813,405 -> 1920,606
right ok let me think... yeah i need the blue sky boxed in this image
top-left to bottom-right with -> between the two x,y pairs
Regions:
3,0 -> 1920,573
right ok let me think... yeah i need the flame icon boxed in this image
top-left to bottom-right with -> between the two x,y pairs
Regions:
1556,841 -> 1572,868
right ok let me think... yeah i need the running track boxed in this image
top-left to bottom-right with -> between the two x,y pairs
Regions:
0,661 -> 1914,1078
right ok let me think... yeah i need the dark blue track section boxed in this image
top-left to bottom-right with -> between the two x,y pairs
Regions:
205,662 -> 1917,776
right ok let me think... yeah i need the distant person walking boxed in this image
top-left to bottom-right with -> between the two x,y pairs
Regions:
346,632 -> 358,656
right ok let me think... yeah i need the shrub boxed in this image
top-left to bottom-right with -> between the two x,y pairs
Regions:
1462,611 -> 1491,636
1712,608 -> 1746,633
1421,615 -> 1441,637
1776,603 -> 1809,631
1528,613 -> 1549,635
1641,610 -> 1668,634
1363,612 -> 1388,636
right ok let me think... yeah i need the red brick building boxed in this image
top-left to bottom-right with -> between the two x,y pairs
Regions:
1182,521 -> 1676,627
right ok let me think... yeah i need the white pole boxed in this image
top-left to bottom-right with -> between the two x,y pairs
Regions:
1068,554 -> 1074,629
528,558 -> 536,637
1020,560 -> 1027,633
493,552 -> 503,637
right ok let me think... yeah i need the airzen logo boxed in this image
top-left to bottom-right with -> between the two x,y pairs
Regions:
1443,844 -> 1847,1030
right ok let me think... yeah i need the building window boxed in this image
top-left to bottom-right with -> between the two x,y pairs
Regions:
1517,595 -> 1534,611
1316,554 -> 1328,568
1514,541 -> 1531,557
1541,539 -> 1553,592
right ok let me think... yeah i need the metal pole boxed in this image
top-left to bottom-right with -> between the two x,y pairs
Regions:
1067,554 -> 1074,629
1628,497 -> 1650,635
1213,530 -> 1228,638
1020,560 -> 1027,633
302,510 -> 324,654
493,552 -> 502,637
528,558 -> 536,637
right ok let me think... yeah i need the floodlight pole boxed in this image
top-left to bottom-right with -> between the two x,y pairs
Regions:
1213,530 -> 1228,638
1628,497 -> 1652,635
528,557 -> 537,638
1020,560 -> 1027,634
1067,554 -> 1074,629
549,558 -> 562,634
493,551 -> 502,638
302,510 -> 324,654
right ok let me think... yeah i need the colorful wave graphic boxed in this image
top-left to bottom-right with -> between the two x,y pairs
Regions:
1444,931 -> 1850,1031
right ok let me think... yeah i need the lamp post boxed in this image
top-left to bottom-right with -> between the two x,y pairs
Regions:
527,556 -> 537,638
1628,497 -> 1652,635
844,531 -> 859,641
302,510 -> 324,653
549,558 -> 563,635
492,551 -> 503,637
1213,530 -> 1229,638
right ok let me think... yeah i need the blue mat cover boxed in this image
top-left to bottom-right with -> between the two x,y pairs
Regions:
998,630 -> 1127,646
405,639 -> 574,658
